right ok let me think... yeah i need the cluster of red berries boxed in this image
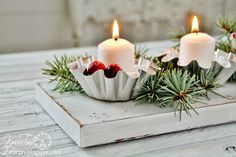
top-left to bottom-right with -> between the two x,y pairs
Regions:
83,61 -> 122,78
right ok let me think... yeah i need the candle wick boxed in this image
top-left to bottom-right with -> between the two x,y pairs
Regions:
192,29 -> 198,35
114,37 -> 118,41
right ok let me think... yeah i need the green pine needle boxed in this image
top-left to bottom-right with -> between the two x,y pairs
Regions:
216,14 -> 236,81
134,44 -> 150,59
42,55 -> 83,93
216,14 -> 236,35
216,14 -> 236,82
134,71 -> 163,105
159,69 -> 204,120
197,70 -> 223,99
216,14 -> 236,54
216,40 -> 233,53
168,27 -> 187,47
135,68 -> 205,120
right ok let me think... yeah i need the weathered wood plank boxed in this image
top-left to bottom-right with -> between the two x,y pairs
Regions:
0,88 -> 236,157
133,136 -> 236,157
0,111 -> 55,134
0,79 -> 46,101
36,81 -> 236,147
0,125 -> 71,149
71,123 -> 236,157
1,119 -> 236,157
0,72 -> 44,83
0,99 -> 42,117
0,48 -> 96,65
0,63 -> 43,75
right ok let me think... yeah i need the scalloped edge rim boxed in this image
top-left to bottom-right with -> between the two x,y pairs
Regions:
69,61 -> 155,79
161,49 -> 233,69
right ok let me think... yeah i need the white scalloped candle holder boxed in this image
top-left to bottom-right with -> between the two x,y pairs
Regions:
161,48 -> 233,68
68,58 -> 157,101
161,48 -> 236,84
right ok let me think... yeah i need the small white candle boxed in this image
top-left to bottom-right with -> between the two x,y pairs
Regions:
179,16 -> 215,68
98,20 -> 135,72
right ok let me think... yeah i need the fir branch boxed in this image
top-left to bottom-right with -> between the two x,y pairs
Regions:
216,14 -> 236,81
134,71 -> 163,104
216,14 -> 236,53
42,55 -> 83,93
159,69 -> 204,120
197,70 -> 223,99
134,44 -> 149,59
184,61 -> 224,97
168,27 -> 187,47
216,14 -> 236,35
135,68 -> 205,120
216,40 -> 233,53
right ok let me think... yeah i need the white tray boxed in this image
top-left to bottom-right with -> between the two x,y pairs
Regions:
36,82 -> 236,147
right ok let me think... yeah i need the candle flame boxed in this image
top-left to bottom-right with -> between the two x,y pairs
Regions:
191,16 -> 199,34
112,20 -> 119,40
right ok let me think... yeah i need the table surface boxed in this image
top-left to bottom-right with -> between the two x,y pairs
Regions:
1,41 -> 236,157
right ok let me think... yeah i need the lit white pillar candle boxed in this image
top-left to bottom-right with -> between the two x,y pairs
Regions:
98,20 -> 135,72
179,16 -> 215,68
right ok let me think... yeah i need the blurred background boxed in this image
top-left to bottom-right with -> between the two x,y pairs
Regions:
0,0 -> 235,53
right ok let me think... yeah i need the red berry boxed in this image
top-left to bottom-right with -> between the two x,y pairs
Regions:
104,64 -> 122,78
233,32 -> 236,39
87,61 -> 106,75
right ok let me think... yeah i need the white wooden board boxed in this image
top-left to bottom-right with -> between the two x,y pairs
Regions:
36,82 -> 236,148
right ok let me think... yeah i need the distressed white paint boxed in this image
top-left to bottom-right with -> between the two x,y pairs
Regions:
36,81 -> 236,147
1,41 -> 236,156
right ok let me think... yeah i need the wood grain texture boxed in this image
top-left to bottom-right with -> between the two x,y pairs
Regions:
0,41 -> 236,157
36,81 -> 236,147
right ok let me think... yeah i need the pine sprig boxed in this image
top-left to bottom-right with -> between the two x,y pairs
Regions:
42,55 -> 83,93
134,44 -> 149,59
216,14 -> 236,81
168,27 -> 187,47
135,72 -> 162,104
216,40 -> 233,53
135,68 -> 205,120
159,69 -> 204,120
197,70 -> 223,99
216,14 -> 236,35
184,61 -> 223,98
216,14 -> 236,54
